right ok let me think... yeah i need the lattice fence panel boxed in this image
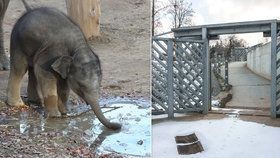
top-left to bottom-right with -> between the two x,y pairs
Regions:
152,38 -> 205,115
173,41 -> 204,112
231,49 -> 248,61
275,30 -> 280,116
152,39 -> 169,114
271,22 -> 280,117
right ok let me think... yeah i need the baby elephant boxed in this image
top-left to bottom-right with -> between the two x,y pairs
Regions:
6,7 -> 121,130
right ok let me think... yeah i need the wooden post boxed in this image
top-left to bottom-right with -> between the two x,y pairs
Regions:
66,0 -> 101,39
167,39 -> 174,119
271,21 -> 277,118
202,27 -> 210,114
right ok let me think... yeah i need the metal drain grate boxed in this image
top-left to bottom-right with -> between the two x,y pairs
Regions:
175,133 -> 204,155
175,133 -> 198,144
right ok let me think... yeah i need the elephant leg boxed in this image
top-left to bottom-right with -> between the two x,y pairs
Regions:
7,49 -> 28,106
27,67 -> 41,104
57,79 -> 69,115
0,20 -> 9,70
35,65 -> 61,117
0,0 -> 10,70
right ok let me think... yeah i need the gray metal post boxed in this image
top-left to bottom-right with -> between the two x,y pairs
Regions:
167,39 -> 174,118
271,21 -> 277,118
225,57 -> 229,85
202,28 -> 210,113
217,54 -> 221,74
176,41 -> 184,107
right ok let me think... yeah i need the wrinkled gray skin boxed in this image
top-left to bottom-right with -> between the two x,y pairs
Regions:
6,7 -> 121,130
0,0 -> 10,70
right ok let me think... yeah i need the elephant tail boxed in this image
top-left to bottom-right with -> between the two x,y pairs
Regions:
21,0 -> 31,11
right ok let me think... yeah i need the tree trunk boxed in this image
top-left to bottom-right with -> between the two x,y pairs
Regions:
65,0 -> 101,39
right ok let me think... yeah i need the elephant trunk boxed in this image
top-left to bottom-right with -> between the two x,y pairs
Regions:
86,97 -> 122,130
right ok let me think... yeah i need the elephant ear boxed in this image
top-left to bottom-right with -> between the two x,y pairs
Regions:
51,56 -> 73,79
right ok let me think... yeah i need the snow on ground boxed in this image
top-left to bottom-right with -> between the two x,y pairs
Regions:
153,117 -> 280,158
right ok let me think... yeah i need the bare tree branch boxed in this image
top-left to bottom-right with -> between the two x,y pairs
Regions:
152,0 -> 194,35
167,0 -> 194,28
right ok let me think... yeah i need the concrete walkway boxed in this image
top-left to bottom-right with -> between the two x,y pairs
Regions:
225,62 -> 270,109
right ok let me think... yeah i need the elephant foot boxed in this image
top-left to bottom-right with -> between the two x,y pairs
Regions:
44,96 -> 61,117
0,55 -> 10,70
7,98 -> 26,107
58,106 -> 67,116
47,110 -> 61,118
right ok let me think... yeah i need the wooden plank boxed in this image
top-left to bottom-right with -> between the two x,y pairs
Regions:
173,76 -> 202,100
173,20 -> 280,37
173,71 -> 203,101
175,44 -> 203,70
271,22 -> 277,118
151,102 -> 162,111
152,86 -> 168,103
170,93 -> 182,110
177,141 -> 204,155
177,62 -> 202,86
175,42 -> 185,108
175,133 -> 198,144
173,48 -> 203,86
174,89 -> 201,108
152,68 -> 167,85
173,88 -> 198,107
174,59 -> 203,87
152,62 -> 167,74
154,40 -> 168,55
152,56 -> 167,71
190,43 -> 204,58
202,27 -> 210,114
175,45 -> 203,71
152,77 -> 166,91
277,105 -> 280,115
181,42 -> 203,62
276,59 -> 280,69
152,110 -> 166,115
152,95 -> 168,111
153,37 -> 204,43
167,39 -> 174,119
173,63 -> 203,93
152,44 -> 168,61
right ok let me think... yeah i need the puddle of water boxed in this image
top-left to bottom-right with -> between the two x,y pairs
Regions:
1,97 -> 151,157
96,103 -> 151,157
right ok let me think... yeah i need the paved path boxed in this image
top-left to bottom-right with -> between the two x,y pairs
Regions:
225,62 -> 270,109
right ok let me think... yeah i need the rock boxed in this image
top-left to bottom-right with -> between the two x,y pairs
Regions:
135,117 -> 141,122
137,140 -> 143,145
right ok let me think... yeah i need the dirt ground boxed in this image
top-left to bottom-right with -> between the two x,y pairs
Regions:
0,0 -> 150,157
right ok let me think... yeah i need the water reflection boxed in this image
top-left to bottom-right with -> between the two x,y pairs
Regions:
40,114 -> 46,131
13,98 -> 150,157
19,111 -> 29,134
98,103 -> 151,157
